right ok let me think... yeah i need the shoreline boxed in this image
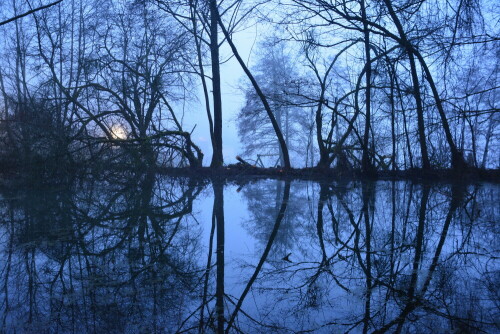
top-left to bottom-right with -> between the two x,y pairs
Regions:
1,160 -> 499,183
155,166 -> 500,183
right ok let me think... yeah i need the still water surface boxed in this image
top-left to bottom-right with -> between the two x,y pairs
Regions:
0,171 -> 498,333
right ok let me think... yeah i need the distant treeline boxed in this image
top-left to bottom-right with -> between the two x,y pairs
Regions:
0,0 -> 498,171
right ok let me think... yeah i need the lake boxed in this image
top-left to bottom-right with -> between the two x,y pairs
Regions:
0,170 -> 498,333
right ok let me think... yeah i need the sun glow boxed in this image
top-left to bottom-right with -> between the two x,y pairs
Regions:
110,124 -> 127,140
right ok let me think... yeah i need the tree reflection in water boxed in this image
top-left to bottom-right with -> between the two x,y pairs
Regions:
0,173 -> 498,333
0,169 -> 204,333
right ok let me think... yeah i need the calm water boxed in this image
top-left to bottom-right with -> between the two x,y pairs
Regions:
0,171 -> 498,333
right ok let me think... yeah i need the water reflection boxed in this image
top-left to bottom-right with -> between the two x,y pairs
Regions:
0,172 -> 498,333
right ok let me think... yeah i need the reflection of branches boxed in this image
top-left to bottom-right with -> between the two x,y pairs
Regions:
224,294 -> 287,332
72,172 -> 203,258
241,180 -> 301,255
225,181 -> 291,333
316,183 -> 329,265
0,170 -> 205,332
387,184 -> 430,333
198,203 -> 216,333
246,181 -> 499,333
373,184 -> 466,334
0,178 -> 497,333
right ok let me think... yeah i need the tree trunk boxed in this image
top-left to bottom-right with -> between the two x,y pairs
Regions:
383,0 -> 430,170
361,0 -> 375,174
216,10 -> 291,169
210,0 -> 223,167
413,51 -> 467,170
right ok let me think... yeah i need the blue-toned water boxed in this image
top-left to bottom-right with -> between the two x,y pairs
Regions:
0,171 -> 498,333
